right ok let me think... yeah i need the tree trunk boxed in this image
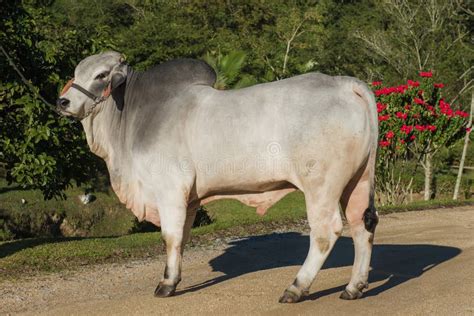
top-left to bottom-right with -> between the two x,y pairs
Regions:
424,152 -> 433,201
453,90 -> 473,200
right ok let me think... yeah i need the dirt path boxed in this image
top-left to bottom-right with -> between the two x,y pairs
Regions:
1,206 -> 473,315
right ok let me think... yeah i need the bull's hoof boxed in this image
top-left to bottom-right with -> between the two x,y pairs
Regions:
339,289 -> 363,300
340,282 -> 367,300
154,283 -> 176,298
279,289 -> 301,303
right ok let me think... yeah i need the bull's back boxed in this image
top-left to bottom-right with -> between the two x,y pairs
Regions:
187,73 -> 373,192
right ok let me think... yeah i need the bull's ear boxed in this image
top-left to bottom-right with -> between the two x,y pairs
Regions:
110,62 -> 127,90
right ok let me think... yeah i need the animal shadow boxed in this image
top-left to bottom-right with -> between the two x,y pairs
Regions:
177,232 -> 461,299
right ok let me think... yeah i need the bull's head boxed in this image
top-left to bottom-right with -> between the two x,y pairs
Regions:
56,51 -> 127,119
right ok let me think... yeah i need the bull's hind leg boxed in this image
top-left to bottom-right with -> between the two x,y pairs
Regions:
154,203 -> 196,298
279,187 -> 343,303
339,167 -> 378,300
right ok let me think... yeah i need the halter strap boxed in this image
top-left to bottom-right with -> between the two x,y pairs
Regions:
71,83 -> 101,101
59,79 -> 111,120
60,78 -> 105,101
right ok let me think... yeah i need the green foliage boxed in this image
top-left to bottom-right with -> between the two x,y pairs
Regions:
0,0 -> 471,202
374,73 -> 469,204
193,207 -> 213,227
0,206 -> 64,240
0,1 -> 110,199
0,178 -> 134,240
356,0 -> 472,103
0,82 -> 102,199
203,51 -> 257,89
0,215 -> 15,241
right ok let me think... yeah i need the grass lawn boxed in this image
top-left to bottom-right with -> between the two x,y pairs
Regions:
1,189 -> 472,281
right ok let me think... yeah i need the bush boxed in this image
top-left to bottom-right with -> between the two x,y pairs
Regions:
0,213 -> 14,241
129,206 -> 214,234
372,73 -> 469,204
129,218 -> 159,234
0,206 -> 64,240
193,207 -> 213,227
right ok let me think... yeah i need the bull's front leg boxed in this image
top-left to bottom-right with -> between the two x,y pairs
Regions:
154,201 -> 196,298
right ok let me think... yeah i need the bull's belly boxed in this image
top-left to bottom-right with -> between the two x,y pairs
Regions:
193,160 -> 303,215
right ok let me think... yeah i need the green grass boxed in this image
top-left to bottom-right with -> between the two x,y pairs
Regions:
378,198 -> 474,213
0,178 -> 135,239
0,192 -> 306,279
1,192 -> 472,281
195,191 -> 306,234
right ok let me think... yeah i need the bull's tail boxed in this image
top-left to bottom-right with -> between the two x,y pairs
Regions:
352,81 -> 379,232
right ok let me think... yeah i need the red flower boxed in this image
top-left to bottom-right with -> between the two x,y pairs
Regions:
379,140 -> 390,147
415,125 -> 425,132
400,139 -> 406,144
405,104 -> 411,110
375,87 -> 398,96
410,135 -> 416,140
407,80 -> 420,87
400,125 -> 413,134
414,97 -> 424,105
467,127 -> 472,133
378,114 -> 390,121
419,71 -> 433,78
396,84 -> 408,93
377,102 -> 387,113
434,83 -> 444,88
396,111 -> 408,120
439,99 -> 450,109
386,130 -> 395,139
438,99 -> 454,117
439,99 -> 456,117
455,110 -> 469,118
372,81 -> 382,86
426,125 -> 437,132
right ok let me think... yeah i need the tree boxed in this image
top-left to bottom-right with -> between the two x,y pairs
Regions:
354,0 -> 472,200
0,1 -> 111,198
1,0 -> 470,202
453,89 -> 473,199
354,0 -> 472,99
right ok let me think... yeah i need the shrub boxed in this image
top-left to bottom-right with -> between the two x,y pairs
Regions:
193,207 -> 214,227
0,206 -> 64,240
372,72 -> 469,204
129,206 -> 214,234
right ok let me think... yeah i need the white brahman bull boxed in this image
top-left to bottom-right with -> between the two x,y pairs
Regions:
57,51 -> 379,303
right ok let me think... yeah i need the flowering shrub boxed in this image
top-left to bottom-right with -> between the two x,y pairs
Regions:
371,71 -> 469,204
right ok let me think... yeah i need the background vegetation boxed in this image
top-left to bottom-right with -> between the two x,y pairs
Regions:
1,0 -> 473,241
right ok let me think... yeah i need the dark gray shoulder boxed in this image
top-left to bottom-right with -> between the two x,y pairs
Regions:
145,58 -> 216,87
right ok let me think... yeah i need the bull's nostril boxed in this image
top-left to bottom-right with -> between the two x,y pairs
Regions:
56,98 -> 70,108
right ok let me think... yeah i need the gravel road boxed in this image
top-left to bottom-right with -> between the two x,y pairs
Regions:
1,206 -> 473,315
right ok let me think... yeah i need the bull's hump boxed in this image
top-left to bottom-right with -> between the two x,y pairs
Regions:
144,58 -> 216,87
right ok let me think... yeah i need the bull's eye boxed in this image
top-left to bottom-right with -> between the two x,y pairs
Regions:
94,72 -> 109,80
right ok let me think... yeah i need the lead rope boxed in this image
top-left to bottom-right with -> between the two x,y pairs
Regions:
79,95 -> 109,120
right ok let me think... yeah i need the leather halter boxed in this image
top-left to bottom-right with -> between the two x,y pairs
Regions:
60,78 -> 111,120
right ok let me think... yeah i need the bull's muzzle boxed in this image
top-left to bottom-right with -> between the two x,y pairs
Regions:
56,97 -> 70,109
